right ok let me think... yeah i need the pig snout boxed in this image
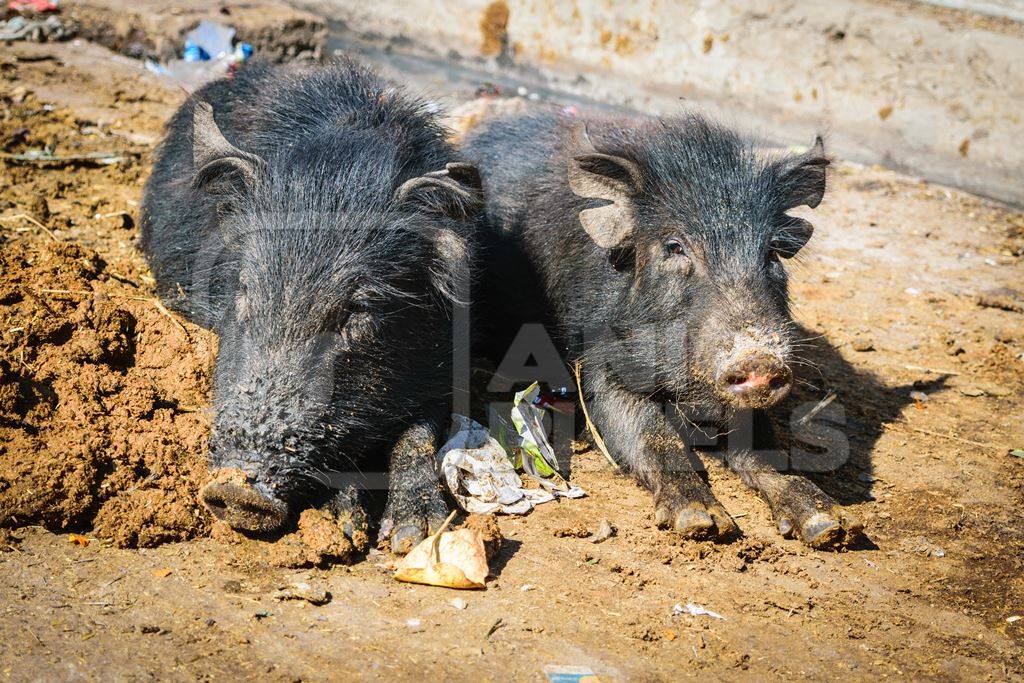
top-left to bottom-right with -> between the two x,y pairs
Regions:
716,352 -> 792,408
200,468 -> 290,533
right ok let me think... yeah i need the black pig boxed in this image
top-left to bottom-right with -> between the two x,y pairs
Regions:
466,112 -> 861,548
140,59 -> 481,553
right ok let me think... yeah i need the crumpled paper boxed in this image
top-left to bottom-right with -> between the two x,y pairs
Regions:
440,411 -> 585,511
394,511 -> 488,590
439,415 -> 555,514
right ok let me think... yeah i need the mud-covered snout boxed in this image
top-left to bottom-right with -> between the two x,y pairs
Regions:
716,351 -> 793,408
200,468 -> 290,533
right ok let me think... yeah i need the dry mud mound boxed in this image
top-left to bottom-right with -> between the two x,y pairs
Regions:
0,238 -> 214,547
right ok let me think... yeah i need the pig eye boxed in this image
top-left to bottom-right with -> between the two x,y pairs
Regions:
337,300 -> 371,329
664,239 -> 685,257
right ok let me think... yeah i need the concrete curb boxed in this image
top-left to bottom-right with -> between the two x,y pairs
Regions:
300,0 -> 1024,206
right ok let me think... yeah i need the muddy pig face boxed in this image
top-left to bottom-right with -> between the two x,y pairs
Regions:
569,119 -> 827,413
187,103 -> 478,532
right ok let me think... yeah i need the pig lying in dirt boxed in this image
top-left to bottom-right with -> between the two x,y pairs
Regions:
466,112 -> 862,548
140,58 -> 482,553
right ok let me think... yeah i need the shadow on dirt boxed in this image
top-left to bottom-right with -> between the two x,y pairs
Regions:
489,537 -> 523,578
472,321 -> 950,520
780,323 -> 951,506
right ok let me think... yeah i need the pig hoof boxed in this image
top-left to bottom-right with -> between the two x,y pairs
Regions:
326,488 -> 371,552
798,510 -> 864,549
381,513 -> 449,555
657,503 -> 737,540
389,521 -> 428,555
706,504 -> 740,538
381,478 -> 451,554
673,508 -> 715,538
777,516 -> 795,538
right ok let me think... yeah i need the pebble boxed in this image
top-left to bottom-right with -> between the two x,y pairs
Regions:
994,328 -> 1015,343
449,598 -> 468,610
590,519 -> 616,544
851,335 -> 875,352
27,195 -> 49,221
272,582 -> 331,606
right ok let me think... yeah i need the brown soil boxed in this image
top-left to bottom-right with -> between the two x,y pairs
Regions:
461,513 -> 503,560
0,178 -> 214,548
1,33 -> 1023,682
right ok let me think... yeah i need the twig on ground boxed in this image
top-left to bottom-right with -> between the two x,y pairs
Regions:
904,364 -> 960,376
21,287 -> 57,316
796,392 -> 837,426
0,213 -> 57,241
149,297 -> 190,342
571,361 -> 620,472
0,150 -> 133,166
910,427 -> 1006,450
106,270 -> 140,287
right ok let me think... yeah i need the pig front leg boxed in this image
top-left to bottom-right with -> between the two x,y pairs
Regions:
725,410 -> 863,548
587,370 -> 738,540
379,418 -> 452,555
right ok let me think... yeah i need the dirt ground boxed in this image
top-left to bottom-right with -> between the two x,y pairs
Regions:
2,30 -> 1024,682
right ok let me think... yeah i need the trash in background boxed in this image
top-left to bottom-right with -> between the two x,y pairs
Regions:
501,382 -> 585,498
674,602 -> 726,620
146,20 -> 253,92
439,415 -> 557,514
7,0 -> 59,14
543,665 -> 601,683
1,0 -> 74,43
439,396 -> 585,515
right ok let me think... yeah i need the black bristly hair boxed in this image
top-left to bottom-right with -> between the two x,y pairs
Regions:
139,57 -> 479,510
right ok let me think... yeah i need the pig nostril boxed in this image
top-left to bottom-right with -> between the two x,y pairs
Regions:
723,372 -> 748,387
717,357 -> 792,405
205,495 -> 227,511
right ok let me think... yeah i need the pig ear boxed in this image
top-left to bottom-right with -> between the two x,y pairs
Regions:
567,122 -> 643,250
191,101 -> 264,195
394,162 -> 483,220
773,216 -> 815,259
425,227 -> 470,304
776,136 -> 829,210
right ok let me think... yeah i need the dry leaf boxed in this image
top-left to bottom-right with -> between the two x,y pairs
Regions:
394,511 -> 489,590
68,534 -> 89,547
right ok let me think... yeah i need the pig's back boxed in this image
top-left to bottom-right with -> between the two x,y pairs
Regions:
463,112 -> 565,233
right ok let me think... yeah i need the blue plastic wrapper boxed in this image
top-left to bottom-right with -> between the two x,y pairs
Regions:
182,41 -> 209,62
234,42 -> 254,61
185,20 -> 234,61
